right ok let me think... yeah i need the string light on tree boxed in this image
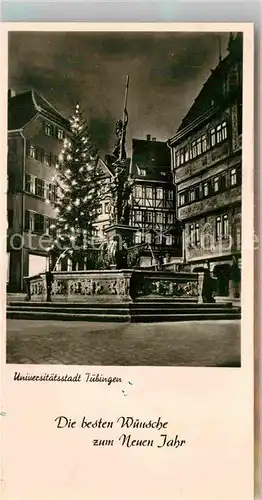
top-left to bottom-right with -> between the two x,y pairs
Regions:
49,102 -> 103,270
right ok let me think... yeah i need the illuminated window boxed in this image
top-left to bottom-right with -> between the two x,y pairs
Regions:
201,134 -> 207,152
223,215 -> 229,238
135,211 -> 142,222
175,151 -> 180,167
230,168 -> 237,186
105,203 -> 110,214
214,176 -> 220,193
135,185 -> 143,199
203,182 -> 209,197
195,224 -> 200,245
222,121 -> 227,140
196,138 -> 202,156
156,212 -> 163,224
216,216 -> 222,240
145,187 -> 153,199
165,235 -> 172,246
184,148 -> 189,162
145,232 -> 152,244
138,168 -> 146,176
44,122 -> 52,136
28,145 -> 36,159
191,141 -> 197,158
189,225 -> 195,245
211,128 -> 216,147
180,193 -> 186,206
190,189 -> 196,202
135,232 -> 142,244
156,188 -> 163,200
57,128 -> 64,140
145,211 -> 153,223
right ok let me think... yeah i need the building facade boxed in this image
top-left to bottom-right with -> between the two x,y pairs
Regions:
168,33 -> 242,299
7,90 -> 71,292
129,135 -> 182,267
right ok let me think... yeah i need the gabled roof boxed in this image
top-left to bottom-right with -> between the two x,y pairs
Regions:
176,32 -> 243,134
130,138 -> 171,181
8,90 -> 70,132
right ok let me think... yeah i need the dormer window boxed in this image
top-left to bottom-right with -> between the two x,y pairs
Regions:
138,167 -> 146,176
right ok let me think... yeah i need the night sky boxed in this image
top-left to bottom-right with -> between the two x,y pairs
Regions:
9,30 -> 231,156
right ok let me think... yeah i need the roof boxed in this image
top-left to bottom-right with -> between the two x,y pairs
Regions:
130,138 -> 171,181
176,32 -> 243,134
8,90 -> 70,132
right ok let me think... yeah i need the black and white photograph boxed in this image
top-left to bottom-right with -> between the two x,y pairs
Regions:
6,29 -> 242,367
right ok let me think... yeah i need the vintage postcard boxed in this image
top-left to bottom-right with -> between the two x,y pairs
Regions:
1,22 -> 254,499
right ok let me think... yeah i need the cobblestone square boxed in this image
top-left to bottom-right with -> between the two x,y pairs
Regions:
6,320 -> 240,367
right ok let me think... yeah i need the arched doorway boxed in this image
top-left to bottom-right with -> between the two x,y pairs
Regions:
213,264 -> 232,297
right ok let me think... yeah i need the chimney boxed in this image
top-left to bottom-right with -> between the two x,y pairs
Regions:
152,137 -> 156,142
8,89 -> 16,100
146,134 -> 151,141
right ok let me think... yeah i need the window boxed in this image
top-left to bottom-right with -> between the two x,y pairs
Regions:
57,128 -> 64,140
191,141 -> 197,158
36,147 -> 44,162
165,235 -> 172,246
35,178 -> 45,198
156,188 -> 163,200
223,215 -> 229,238
44,152 -> 52,167
167,213 -> 173,224
195,224 -> 200,245
135,211 -> 142,222
145,232 -> 152,244
167,190 -> 173,200
48,184 -> 57,203
180,193 -> 186,206
138,168 -> 146,176
211,128 -> 216,147
230,168 -> 237,186
105,202 -> 110,214
196,138 -> 202,156
44,122 -> 53,136
184,148 -> 189,163
216,124 -> 222,143
216,216 -> 222,240
25,210 -> 35,232
222,121 -> 227,140
203,182 -> 209,197
190,189 -> 196,202
211,122 -> 227,147
135,185 -> 142,199
145,211 -> 153,223
221,173 -> 227,190
97,204 -> 103,215
145,187 -> 153,199
189,225 -> 195,245
195,186 -> 200,200
25,174 -> 36,194
214,176 -> 220,193
175,151 -> 180,167
180,148 -> 185,165
135,232 -> 142,244
201,134 -> 207,152
156,212 -> 163,224
34,213 -> 45,233
28,145 -> 36,159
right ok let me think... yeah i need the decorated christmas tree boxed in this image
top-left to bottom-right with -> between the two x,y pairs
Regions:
49,104 -> 103,270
